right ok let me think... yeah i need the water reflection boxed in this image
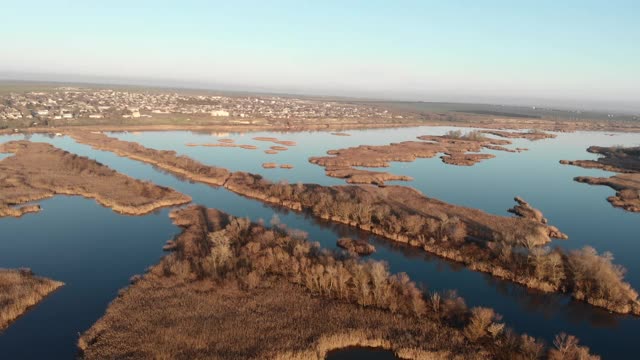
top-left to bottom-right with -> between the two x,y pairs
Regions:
1,129 -> 639,359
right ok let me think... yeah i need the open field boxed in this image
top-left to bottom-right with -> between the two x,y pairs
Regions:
79,206 -> 598,360
0,140 -> 191,217
351,101 -> 640,123
0,268 -> 63,330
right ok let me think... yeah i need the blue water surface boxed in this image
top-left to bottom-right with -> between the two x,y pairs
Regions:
0,127 -> 638,359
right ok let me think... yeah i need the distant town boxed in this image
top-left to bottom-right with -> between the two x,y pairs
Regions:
0,87 -> 411,129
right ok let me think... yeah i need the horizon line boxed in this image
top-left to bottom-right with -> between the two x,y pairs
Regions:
1,70 -> 638,116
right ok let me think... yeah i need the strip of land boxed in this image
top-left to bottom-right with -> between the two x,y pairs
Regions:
479,129 -> 556,141
561,146 -> 640,212
65,131 -> 640,315
66,132 -> 640,314
0,268 -> 64,330
0,140 -> 191,217
308,130 -> 518,185
4,113 -> 640,137
78,206 -> 598,360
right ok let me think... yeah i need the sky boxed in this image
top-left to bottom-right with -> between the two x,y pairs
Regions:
1,0 -> 639,111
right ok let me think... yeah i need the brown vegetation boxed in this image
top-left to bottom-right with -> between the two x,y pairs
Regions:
224,175 -> 639,314
508,197 -> 567,239
252,137 -> 296,147
309,131 -> 517,185
0,268 -> 63,330
270,145 -> 288,151
324,167 -> 413,185
260,163 -> 294,170
337,237 -> 376,255
78,206 -> 598,360
331,132 -> 351,136
561,146 -> 640,212
0,141 -> 191,217
68,131 -> 231,186
66,131 -> 639,314
480,130 -> 556,141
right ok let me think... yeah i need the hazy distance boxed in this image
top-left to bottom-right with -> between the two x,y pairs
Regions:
1,1 -> 639,113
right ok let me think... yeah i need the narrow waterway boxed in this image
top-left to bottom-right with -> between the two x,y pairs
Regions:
1,127 -> 638,359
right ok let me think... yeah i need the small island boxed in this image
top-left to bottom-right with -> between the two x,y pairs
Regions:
66,131 -> 640,315
561,146 -> 640,212
0,141 -> 191,218
309,131 -> 520,185
480,129 -> 556,141
262,162 -> 294,169
1,268 -> 64,330
78,206 -> 597,360
253,137 -> 297,147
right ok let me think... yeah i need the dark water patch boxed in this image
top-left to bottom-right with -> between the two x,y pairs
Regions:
0,196 -> 178,359
326,347 -> 398,360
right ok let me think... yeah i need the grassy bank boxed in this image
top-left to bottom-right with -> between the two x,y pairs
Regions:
0,268 -> 63,330
0,140 -> 191,218
67,131 -> 640,315
79,206 -> 598,359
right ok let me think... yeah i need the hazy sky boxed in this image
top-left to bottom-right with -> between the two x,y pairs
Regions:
2,1 -> 639,110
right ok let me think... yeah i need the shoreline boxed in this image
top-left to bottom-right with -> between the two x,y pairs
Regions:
561,146 -> 640,213
78,206 -> 596,360
309,131 -> 522,185
0,141 -> 192,218
2,115 -> 640,137
64,131 -> 640,315
0,269 -> 64,331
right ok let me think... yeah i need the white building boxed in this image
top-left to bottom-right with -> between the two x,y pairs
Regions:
211,109 -> 230,117
33,109 -> 49,116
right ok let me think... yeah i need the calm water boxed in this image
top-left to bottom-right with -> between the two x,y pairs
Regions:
0,127 -> 638,359
326,347 -> 398,360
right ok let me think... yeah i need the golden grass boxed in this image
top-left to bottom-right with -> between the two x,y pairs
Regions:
65,131 -> 638,315
0,269 -> 63,330
0,141 -> 191,218
78,207 -> 485,359
79,206 -> 599,360
80,277 -> 484,360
